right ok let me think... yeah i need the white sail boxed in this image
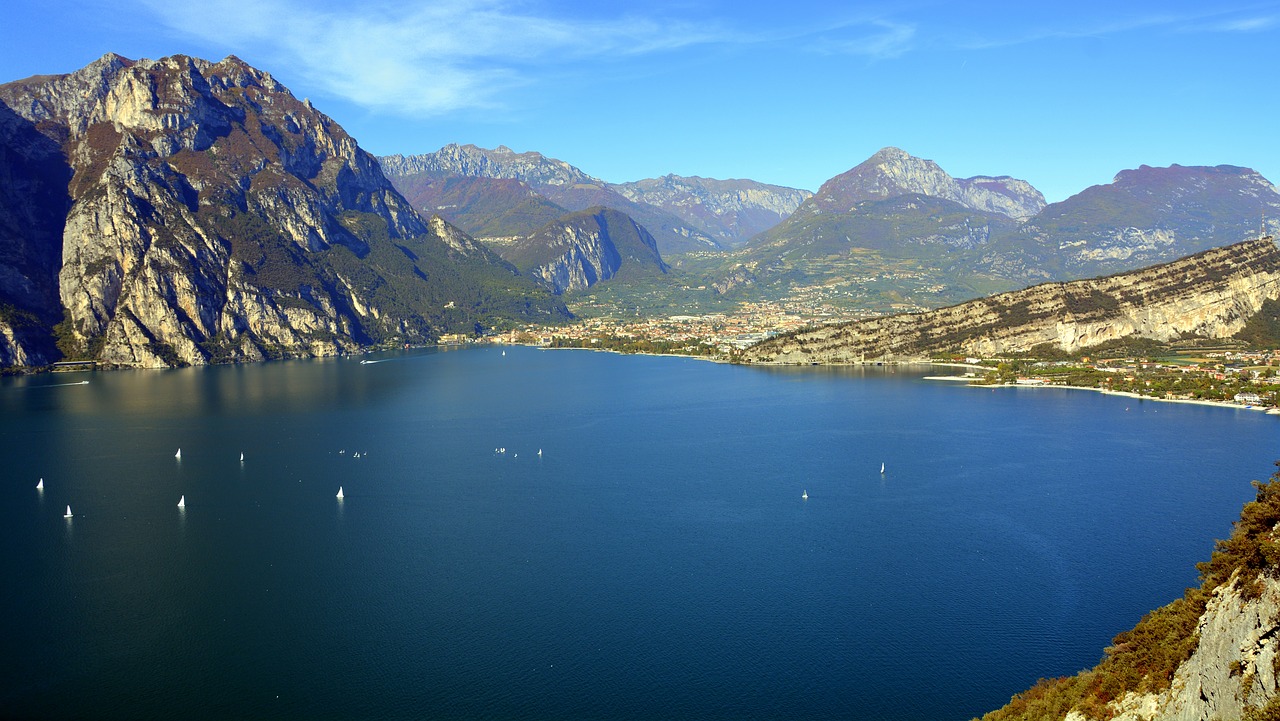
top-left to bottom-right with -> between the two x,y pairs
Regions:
336,486 -> 344,499
880,462 -> 885,474
175,448 -> 182,459
36,478 -> 43,490
64,505 -> 72,518
177,495 -> 185,508
240,452 -> 244,462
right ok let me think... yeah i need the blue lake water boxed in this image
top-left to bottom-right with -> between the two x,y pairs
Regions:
2,346 -> 1278,720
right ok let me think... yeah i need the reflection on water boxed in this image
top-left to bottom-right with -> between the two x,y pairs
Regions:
0,346 -> 1277,721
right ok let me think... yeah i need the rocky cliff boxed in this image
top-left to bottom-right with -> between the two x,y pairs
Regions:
0,53 -> 567,368
380,145 -> 721,254
741,236 -> 1280,363
980,467 -> 1280,721
501,207 -> 668,294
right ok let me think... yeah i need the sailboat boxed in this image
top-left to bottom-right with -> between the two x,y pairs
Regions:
802,490 -> 808,500
177,495 -> 185,509
175,448 -> 182,460
240,452 -> 244,463
537,449 -> 542,456
336,486 -> 344,500
63,505 -> 73,518
36,478 -> 43,490
880,462 -> 885,474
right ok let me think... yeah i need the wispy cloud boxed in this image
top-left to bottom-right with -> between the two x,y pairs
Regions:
1208,15 -> 1277,31
959,6 -> 1279,50
811,19 -> 916,59
136,0 -> 732,116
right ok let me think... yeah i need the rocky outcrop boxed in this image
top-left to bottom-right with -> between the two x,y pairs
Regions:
1068,573 -> 1280,721
612,174 -> 811,247
741,236 -> 1280,363
0,53 -> 566,368
502,207 -> 668,294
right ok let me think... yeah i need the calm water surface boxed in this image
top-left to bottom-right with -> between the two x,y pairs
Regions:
2,346 -> 1277,720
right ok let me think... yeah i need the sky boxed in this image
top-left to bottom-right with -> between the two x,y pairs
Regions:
2,0 -> 1278,202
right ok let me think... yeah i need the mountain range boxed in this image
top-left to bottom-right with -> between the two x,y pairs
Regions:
3,52 -> 1280,369
0,53 -> 568,368
724,147 -> 1280,307
379,144 -> 812,253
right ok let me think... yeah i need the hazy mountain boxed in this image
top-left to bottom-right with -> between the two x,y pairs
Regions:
612,174 -> 811,248
388,174 -> 567,240
381,145 -> 721,254
807,147 -> 1046,220
500,207 -> 668,294
0,53 -> 567,368
986,163 -> 1280,279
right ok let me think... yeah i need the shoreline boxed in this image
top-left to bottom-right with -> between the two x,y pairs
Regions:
924,374 -> 1273,413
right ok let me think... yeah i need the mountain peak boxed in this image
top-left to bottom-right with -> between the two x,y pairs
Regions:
812,148 -> 1045,220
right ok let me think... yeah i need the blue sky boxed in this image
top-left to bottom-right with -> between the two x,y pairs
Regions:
3,0 -> 1277,202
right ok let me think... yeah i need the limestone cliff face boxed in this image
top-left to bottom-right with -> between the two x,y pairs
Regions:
502,207 -> 668,294
742,237 -> 1280,363
0,53 -> 565,368
1066,573 -> 1280,721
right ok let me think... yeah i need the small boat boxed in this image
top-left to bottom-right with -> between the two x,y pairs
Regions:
36,478 -> 43,490
336,486 -> 344,500
880,462 -> 885,474
502,350 -> 506,356
360,360 -> 371,365
63,505 -> 73,518
537,449 -> 542,456
802,490 -> 808,500
177,495 -> 185,509
240,452 -> 244,462
175,448 -> 182,459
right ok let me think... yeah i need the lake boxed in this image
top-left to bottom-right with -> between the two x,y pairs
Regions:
2,346 -> 1276,720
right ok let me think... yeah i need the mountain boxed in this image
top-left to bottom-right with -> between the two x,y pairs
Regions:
728,148 -> 1046,296
988,163 -> 1280,279
499,207 -> 668,294
0,53 -> 567,368
0,98 -> 69,365
611,174 -> 811,248
806,147 -> 1046,220
386,174 -> 567,240
980,465 -> 1280,721
740,236 -> 1280,363
380,144 -> 722,254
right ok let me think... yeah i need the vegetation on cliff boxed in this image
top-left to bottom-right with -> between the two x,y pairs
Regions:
980,464 -> 1280,721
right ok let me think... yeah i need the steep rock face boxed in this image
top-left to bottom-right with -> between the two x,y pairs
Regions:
380,145 -> 721,255
612,174 -> 811,247
0,54 -> 565,368
0,100 -> 70,365
741,237 -> 1280,363
502,207 -> 668,294
809,147 -> 1046,220
1067,573 -> 1280,721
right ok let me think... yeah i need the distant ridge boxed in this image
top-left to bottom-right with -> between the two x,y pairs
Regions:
741,236 -> 1280,364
